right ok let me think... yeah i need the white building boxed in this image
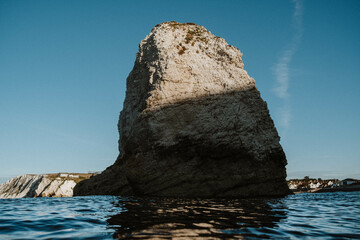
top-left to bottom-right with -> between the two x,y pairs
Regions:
309,182 -> 321,189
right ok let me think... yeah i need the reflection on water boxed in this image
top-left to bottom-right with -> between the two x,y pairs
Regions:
108,197 -> 287,239
108,192 -> 360,239
0,192 -> 359,239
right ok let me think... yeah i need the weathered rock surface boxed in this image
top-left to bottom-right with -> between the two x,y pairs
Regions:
0,174 -> 76,198
74,21 -> 290,197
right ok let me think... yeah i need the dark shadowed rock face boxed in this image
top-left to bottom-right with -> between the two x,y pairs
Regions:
74,21 -> 290,197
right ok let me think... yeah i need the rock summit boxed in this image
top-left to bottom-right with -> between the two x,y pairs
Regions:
74,22 -> 290,197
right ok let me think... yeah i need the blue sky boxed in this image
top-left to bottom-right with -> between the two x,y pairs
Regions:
0,0 -> 359,182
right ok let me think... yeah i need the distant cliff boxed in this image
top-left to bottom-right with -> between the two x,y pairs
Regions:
75,21 -> 290,198
0,174 -> 76,198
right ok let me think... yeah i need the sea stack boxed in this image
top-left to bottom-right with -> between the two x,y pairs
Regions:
74,22 -> 290,197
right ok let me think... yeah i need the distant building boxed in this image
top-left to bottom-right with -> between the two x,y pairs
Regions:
288,183 -> 298,189
309,182 -> 321,189
69,174 -> 79,178
340,178 -> 358,186
58,173 -> 68,178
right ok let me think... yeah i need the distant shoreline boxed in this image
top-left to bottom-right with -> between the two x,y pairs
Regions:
292,184 -> 360,194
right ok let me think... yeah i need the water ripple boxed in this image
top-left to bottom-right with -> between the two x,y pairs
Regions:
0,192 -> 359,239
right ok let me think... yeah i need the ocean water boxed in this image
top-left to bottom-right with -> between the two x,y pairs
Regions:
0,192 -> 359,239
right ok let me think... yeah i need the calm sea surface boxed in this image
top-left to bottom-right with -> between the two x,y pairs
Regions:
0,192 -> 359,239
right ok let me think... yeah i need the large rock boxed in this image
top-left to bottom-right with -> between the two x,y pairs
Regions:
74,22 -> 290,197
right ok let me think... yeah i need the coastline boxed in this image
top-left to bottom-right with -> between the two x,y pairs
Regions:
0,173 -> 98,199
292,184 -> 360,194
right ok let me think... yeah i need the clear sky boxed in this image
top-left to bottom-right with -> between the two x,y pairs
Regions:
0,0 -> 359,182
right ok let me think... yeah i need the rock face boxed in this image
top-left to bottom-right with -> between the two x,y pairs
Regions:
74,21 -> 290,197
0,175 -> 76,198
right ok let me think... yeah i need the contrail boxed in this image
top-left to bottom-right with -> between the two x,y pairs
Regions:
273,0 -> 303,128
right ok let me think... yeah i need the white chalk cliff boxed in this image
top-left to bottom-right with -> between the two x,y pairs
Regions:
0,175 -> 76,198
74,22 -> 290,197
